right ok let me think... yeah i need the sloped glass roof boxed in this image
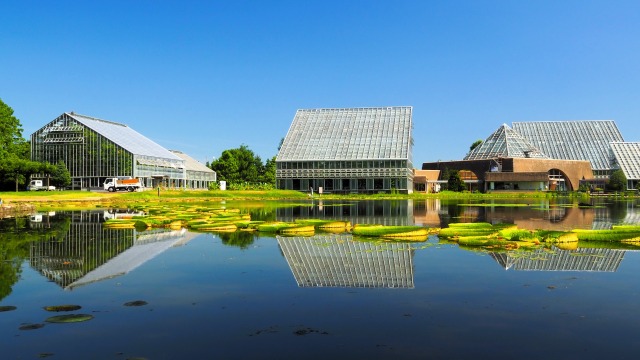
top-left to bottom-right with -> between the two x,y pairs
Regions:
67,113 -> 181,161
610,142 -> 640,180
512,120 -> 623,171
277,107 -> 413,161
169,150 -> 215,173
464,124 -> 547,160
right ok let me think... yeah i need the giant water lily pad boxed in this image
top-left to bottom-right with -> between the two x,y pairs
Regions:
19,323 -> 45,330
44,304 -> 82,312
124,300 -> 148,307
45,314 -> 94,323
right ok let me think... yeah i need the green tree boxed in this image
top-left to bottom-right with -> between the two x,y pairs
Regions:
608,169 -> 627,192
211,145 -> 266,186
470,139 -> 483,151
261,156 -> 276,185
51,160 -> 72,188
447,170 -> 466,192
0,99 -> 56,191
2,157 -> 46,191
0,98 -> 26,158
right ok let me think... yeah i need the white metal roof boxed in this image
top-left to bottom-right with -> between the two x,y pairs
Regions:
276,107 -> 413,161
610,142 -> 640,180
169,150 -> 216,173
67,113 -> 182,161
512,120 -> 624,171
65,229 -> 192,289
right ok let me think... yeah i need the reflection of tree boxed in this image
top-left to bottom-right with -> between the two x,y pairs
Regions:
218,231 -> 257,249
607,201 -> 628,223
0,216 -> 71,301
247,207 -> 277,222
440,200 -> 462,227
0,258 -> 21,301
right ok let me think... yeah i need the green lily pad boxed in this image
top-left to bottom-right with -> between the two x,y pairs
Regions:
124,300 -> 148,307
45,314 -> 94,323
0,305 -> 17,312
19,323 -> 45,330
44,305 -> 82,312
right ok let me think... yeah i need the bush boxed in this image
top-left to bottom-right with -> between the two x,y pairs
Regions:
227,182 -> 276,191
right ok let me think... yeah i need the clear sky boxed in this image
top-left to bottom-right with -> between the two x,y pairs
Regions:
2,0 -> 639,166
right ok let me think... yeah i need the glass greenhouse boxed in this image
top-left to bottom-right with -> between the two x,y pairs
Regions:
512,120 -> 624,178
464,124 -> 547,160
30,112 -> 215,190
610,142 -> 640,190
276,107 -> 414,194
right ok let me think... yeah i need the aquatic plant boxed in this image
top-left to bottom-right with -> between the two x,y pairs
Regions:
44,305 -> 82,312
45,314 -> 94,323
572,229 -> 640,242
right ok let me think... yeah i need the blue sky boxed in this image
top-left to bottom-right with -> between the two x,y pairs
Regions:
2,0 -> 639,165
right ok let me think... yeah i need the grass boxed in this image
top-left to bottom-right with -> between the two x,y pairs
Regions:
2,188 -> 637,209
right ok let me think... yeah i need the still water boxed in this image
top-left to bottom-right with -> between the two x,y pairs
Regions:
2,199 -> 640,359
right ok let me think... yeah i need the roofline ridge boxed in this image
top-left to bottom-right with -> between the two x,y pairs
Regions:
512,120 -> 615,123
296,106 -> 413,112
67,112 -> 128,127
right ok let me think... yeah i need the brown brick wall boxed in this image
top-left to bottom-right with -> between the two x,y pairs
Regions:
422,158 -> 593,191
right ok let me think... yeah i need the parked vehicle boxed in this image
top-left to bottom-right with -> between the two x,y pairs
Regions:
28,179 -> 55,191
103,177 -> 142,192
103,209 -> 145,220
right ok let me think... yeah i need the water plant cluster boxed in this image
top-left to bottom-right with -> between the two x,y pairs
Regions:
102,204 -> 640,248
102,204 -> 434,241
438,222 -> 640,250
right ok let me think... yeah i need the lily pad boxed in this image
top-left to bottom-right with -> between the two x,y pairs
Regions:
0,305 -> 17,312
45,314 -> 94,323
19,323 -> 45,330
44,304 -> 82,312
124,300 -> 148,307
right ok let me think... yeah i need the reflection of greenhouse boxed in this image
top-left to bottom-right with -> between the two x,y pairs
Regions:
490,248 -> 628,272
277,234 -> 415,288
277,200 -> 413,226
30,112 -> 215,190
28,212 -> 196,289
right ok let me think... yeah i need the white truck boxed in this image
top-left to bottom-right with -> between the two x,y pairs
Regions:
28,179 -> 55,191
103,209 -> 145,220
103,177 -> 142,192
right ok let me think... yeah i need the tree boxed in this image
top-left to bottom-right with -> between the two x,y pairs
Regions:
447,170 -> 466,192
261,156 -> 276,184
470,139 -> 483,152
0,98 -> 26,159
0,99 -> 57,191
1,157 -> 47,192
51,160 -> 71,188
608,169 -> 627,192
210,145 -> 268,186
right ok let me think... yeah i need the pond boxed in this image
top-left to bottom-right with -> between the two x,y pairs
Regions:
2,199 -> 640,359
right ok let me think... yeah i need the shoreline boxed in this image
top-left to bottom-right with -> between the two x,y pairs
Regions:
1,188 -> 633,207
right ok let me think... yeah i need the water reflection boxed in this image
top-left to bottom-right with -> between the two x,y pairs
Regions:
277,198 -> 640,230
277,200 -> 413,225
489,248 -> 628,272
2,199 -> 640,299
277,234 -> 415,288
5,203 -> 640,359
25,212 -> 197,290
